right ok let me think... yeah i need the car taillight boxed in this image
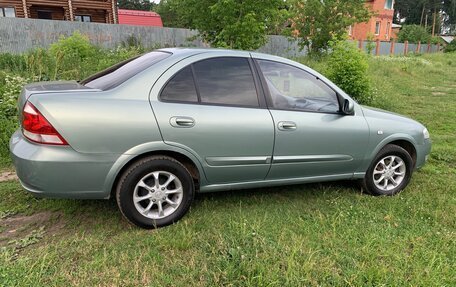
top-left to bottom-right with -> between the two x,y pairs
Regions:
22,101 -> 68,145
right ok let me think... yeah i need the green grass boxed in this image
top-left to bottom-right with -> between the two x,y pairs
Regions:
1,53 -> 455,286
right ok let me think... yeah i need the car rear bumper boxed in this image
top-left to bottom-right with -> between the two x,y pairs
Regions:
415,139 -> 431,169
9,130 -> 119,199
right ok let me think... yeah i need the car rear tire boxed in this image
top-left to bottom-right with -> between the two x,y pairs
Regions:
362,144 -> 413,196
116,156 -> 194,229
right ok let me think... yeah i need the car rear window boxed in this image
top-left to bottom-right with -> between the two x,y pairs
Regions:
81,51 -> 171,90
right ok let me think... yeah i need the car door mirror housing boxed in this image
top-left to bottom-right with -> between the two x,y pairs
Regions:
342,99 -> 355,115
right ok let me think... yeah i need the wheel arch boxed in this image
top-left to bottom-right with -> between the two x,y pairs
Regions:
387,139 -> 417,168
358,134 -> 419,175
103,144 -> 206,199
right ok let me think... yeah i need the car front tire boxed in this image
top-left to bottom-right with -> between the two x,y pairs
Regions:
116,156 -> 194,229
362,144 -> 413,196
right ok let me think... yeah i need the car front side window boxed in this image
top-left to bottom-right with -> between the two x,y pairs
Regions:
257,60 -> 340,113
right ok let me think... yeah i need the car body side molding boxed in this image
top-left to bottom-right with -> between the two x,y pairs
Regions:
272,154 -> 353,164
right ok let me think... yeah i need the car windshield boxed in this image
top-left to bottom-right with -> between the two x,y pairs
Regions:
81,51 -> 171,90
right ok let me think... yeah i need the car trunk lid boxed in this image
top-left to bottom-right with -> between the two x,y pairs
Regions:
18,81 -> 99,122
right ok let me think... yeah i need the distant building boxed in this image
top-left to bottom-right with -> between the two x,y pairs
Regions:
440,36 -> 454,44
118,9 -> 162,27
0,0 -> 118,24
349,0 -> 395,41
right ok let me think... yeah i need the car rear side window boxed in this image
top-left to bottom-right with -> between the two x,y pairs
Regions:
193,57 -> 259,107
161,66 -> 198,103
82,51 -> 170,90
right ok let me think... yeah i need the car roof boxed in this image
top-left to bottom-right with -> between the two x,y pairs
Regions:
157,47 -> 283,61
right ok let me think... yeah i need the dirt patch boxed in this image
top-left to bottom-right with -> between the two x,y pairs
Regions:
0,211 -> 65,248
0,170 -> 17,182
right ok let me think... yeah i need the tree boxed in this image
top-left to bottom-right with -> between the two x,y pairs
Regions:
289,0 -> 371,54
155,0 -> 189,28
157,0 -> 287,50
394,0 -> 456,35
397,24 -> 432,43
117,0 -> 156,11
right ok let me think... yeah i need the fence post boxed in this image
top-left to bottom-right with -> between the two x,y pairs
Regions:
404,41 -> 409,55
376,39 -> 380,56
416,41 -> 421,53
437,42 -> 441,52
390,39 -> 395,55
427,42 -> 431,53
358,39 -> 363,50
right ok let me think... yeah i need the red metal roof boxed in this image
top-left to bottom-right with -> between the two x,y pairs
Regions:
118,9 -> 163,27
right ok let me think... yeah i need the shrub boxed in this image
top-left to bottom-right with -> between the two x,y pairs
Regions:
0,116 -> 17,166
0,72 -> 29,118
365,33 -> 376,55
397,25 -> 431,44
326,40 -> 374,104
26,48 -> 55,81
49,31 -> 98,79
444,40 -> 456,53
49,31 -> 96,62
0,53 -> 27,73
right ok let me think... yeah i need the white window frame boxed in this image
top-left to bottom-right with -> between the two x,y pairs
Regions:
384,0 -> 394,10
0,7 -> 16,17
75,15 -> 92,22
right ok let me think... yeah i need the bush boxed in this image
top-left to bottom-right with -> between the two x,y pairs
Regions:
0,117 -> 17,167
444,40 -> 456,53
326,40 -> 374,104
397,25 -> 431,44
49,31 -> 98,80
0,53 -> 27,73
0,72 -> 29,118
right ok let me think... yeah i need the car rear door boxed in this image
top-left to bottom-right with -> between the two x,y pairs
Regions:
149,52 -> 274,184
254,57 -> 369,180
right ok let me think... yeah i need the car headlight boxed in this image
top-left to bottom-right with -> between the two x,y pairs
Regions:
423,128 -> 430,139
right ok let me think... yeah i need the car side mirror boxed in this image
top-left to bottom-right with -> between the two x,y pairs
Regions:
342,99 -> 354,115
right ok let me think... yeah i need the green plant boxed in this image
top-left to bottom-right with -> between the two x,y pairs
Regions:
0,72 -> 28,118
366,33 -> 376,55
290,0 -> 371,54
0,53 -> 27,73
121,34 -> 143,49
397,25 -> 431,44
160,0 -> 287,50
49,31 -> 98,79
444,40 -> 456,53
326,40 -> 373,104
0,117 -> 18,167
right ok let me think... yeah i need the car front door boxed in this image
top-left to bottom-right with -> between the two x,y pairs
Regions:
254,58 -> 369,180
150,54 -> 274,184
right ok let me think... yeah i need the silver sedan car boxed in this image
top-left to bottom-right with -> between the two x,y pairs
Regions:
10,48 -> 431,228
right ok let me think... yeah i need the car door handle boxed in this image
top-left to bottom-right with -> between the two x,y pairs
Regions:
278,121 -> 297,131
170,117 -> 195,128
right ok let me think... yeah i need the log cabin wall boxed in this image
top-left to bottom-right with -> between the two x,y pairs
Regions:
0,0 -> 26,18
0,0 -> 117,23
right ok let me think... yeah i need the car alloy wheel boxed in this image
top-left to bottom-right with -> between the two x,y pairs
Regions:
362,144 -> 413,196
116,156 -> 194,229
372,156 -> 406,192
133,171 -> 184,220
